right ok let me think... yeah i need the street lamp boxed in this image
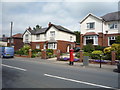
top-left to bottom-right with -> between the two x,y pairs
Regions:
100,54 -> 102,68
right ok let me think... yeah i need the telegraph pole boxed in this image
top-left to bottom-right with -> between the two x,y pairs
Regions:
9,21 -> 13,47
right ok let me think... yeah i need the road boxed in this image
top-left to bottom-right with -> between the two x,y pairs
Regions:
1,57 -> 119,89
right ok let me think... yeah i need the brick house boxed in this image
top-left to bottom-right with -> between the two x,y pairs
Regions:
7,33 -> 24,51
80,11 -> 120,48
23,23 -> 76,53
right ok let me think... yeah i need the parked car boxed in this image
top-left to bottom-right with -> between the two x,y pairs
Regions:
74,47 -> 80,52
0,47 -> 14,58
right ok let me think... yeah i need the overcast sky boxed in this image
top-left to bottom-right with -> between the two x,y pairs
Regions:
1,0 -> 119,36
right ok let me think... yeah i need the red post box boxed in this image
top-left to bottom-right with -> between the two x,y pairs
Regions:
69,49 -> 74,65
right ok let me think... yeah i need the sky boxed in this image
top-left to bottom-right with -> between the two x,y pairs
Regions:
0,0 -> 120,37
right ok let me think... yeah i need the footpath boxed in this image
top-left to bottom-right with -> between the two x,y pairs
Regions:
15,57 -> 118,72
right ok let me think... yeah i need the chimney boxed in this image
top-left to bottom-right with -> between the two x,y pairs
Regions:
48,22 -> 52,27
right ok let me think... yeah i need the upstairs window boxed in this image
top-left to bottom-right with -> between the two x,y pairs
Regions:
87,22 -> 95,29
108,23 -> 117,29
50,31 -> 55,37
25,34 -> 29,41
70,36 -> 73,41
36,35 -> 40,40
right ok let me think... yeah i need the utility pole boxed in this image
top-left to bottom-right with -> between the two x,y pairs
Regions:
9,21 -> 13,47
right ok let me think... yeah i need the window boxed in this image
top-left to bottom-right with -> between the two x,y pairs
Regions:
108,23 -> 117,29
48,43 -> 57,49
36,35 -> 40,40
84,35 -> 98,45
87,22 -> 95,29
50,31 -> 55,37
36,44 -> 40,49
70,36 -> 72,41
44,43 -> 46,49
108,36 -> 116,46
25,34 -> 29,41
11,39 -> 14,43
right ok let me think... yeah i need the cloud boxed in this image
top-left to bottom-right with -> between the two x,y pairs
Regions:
1,2 -> 119,36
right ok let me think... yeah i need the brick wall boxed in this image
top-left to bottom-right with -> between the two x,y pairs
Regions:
57,40 -> 75,53
80,33 -> 120,48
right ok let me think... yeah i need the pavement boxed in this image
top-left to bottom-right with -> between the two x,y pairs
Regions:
15,57 -> 117,72
1,57 -> 119,89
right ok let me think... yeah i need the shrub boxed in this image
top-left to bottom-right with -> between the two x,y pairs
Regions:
90,50 -> 103,59
46,49 -> 53,58
92,50 -> 103,55
83,52 -> 90,56
83,43 -> 95,53
32,49 -> 41,54
94,45 -> 106,51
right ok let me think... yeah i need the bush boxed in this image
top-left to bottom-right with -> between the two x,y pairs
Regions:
15,44 -> 31,55
94,45 -> 106,51
32,49 -> 41,54
92,50 -> 103,55
83,52 -> 90,56
83,43 -> 95,53
46,49 -> 54,58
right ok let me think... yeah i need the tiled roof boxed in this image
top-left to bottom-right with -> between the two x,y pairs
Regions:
101,11 -> 120,21
84,32 -> 98,36
12,33 -> 23,38
27,24 -> 75,35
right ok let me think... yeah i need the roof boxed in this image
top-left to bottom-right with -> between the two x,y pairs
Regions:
83,32 -> 98,36
80,13 -> 103,24
7,33 -> 23,39
101,11 -> 120,21
51,24 -> 75,35
12,33 -> 23,38
26,24 -> 75,35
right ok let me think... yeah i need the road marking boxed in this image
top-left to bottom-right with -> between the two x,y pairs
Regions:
1,64 -> 27,71
44,74 -> 115,89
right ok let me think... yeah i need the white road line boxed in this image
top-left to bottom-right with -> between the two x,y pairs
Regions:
1,64 -> 27,71
44,74 -> 115,89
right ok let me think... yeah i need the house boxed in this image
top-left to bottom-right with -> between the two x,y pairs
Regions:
23,22 -> 76,53
80,11 -> 120,48
7,33 -> 24,51
0,35 -> 8,46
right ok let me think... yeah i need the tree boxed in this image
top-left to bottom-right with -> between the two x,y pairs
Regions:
115,36 -> 120,44
33,25 -> 42,30
74,31 -> 80,43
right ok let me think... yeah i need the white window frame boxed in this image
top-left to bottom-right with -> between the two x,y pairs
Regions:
108,36 -> 116,46
50,31 -> 55,37
36,35 -> 40,40
36,44 -> 40,49
70,36 -> 73,41
108,23 -> 117,29
84,35 -> 98,45
48,43 -> 57,49
87,22 -> 95,29
25,34 -> 29,42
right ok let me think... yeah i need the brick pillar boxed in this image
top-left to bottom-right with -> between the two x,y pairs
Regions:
80,50 -> 83,62
80,34 -> 83,49
111,51 -> 116,65
57,49 -> 60,60
41,49 -> 47,59
28,49 -> 32,58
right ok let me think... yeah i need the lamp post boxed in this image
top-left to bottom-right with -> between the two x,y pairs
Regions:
100,54 -> 102,68
10,21 -> 13,47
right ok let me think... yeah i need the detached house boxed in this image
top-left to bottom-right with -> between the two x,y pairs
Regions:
23,23 -> 76,53
80,11 -> 120,48
7,33 -> 24,51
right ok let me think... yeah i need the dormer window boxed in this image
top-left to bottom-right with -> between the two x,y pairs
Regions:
108,23 -> 117,29
87,22 -> 95,29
